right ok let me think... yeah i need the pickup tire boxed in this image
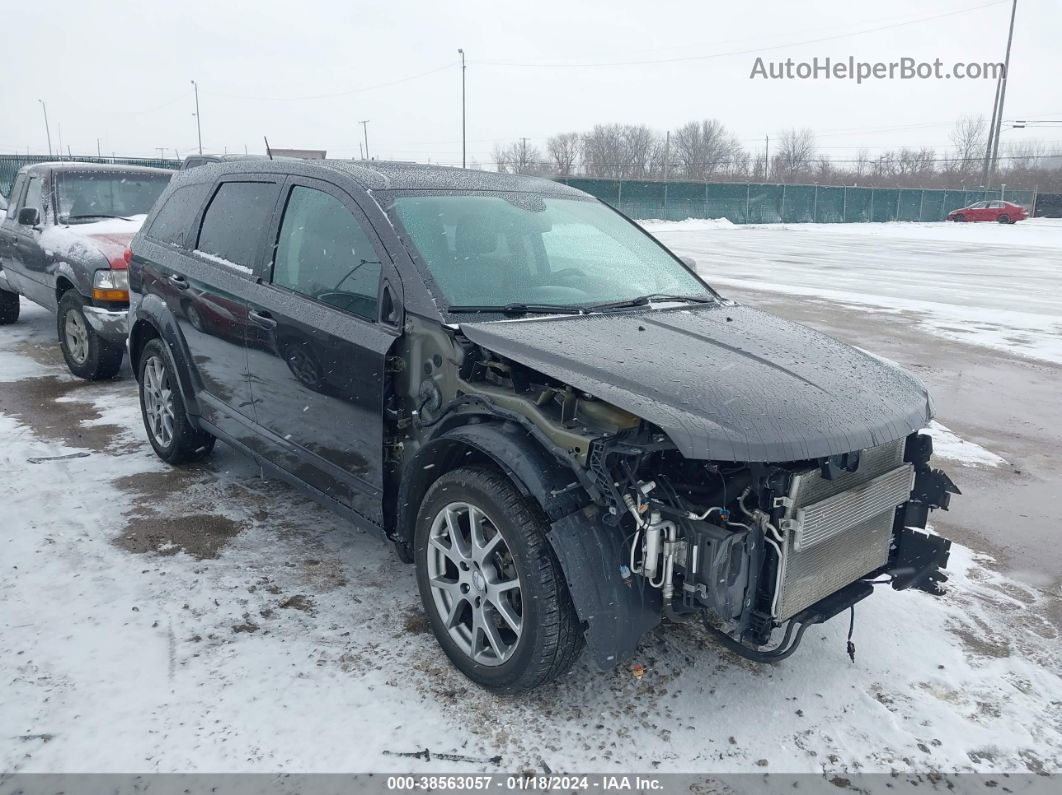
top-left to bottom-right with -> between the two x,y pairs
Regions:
414,466 -> 583,692
137,337 -> 215,464
0,288 -> 18,325
57,290 -> 123,380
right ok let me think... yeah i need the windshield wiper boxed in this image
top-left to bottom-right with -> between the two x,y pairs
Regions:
585,293 -> 716,312
448,303 -> 587,315
63,213 -> 133,222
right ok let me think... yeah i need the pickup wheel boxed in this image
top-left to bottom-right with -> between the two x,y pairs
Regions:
57,290 -> 123,380
414,466 -> 583,692
0,288 -> 18,325
137,338 -> 215,464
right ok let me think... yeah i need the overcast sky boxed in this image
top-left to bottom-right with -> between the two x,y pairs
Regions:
3,0 -> 1059,166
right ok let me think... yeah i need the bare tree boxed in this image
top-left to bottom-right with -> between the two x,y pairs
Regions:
493,139 -> 543,175
671,119 -> 736,180
581,123 -> 661,179
546,132 -> 580,176
948,115 -> 987,175
774,128 -> 816,180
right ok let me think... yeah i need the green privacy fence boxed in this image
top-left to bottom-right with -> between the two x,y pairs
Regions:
556,178 -> 1037,223
0,154 -> 181,197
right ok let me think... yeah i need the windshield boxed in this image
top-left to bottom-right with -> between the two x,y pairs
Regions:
389,194 -> 712,310
55,171 -> 170,222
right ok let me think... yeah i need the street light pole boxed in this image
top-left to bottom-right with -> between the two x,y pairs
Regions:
360,120 -> 371,160
38,99 -> 53,157
989,0 -> 1018,181
190,80 -> 203,155
458,48 -> 466,169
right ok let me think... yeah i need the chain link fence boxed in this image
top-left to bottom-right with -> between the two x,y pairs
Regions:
557,178 -> 1038,223
2,156 -> 1038,225
1,154 -> 181,197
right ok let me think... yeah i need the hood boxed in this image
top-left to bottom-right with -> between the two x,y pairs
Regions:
460,303 -> 932,463
40,215 -> 145,267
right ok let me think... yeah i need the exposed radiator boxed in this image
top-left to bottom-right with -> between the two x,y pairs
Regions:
775,438 -> 908,621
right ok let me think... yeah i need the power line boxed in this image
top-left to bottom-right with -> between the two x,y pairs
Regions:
475,1 -> 1006,69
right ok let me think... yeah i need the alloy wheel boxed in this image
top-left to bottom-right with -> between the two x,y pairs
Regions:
64,309 -> 89,364
143,355 -> 175,448
426,502 -> 524,666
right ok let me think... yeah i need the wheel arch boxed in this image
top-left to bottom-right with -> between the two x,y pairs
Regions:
129,293 -> 203,419
392,418 -> 589,552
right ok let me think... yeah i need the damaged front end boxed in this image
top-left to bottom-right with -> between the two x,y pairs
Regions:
421,329 -> 959,668
577,425 -> 958,665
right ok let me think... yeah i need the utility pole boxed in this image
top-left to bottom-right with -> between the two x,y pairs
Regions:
764,135 -> 770,181
458,48 -> 467,169
38,100 -> 53,157
57,122 -> 64,161
989,0 -> 1018,182
981,71 -> 1003,188
97,138 -> 102,158
360,120 -> 371,160
663,130 -> 670,214
359,142 -> 364,160
190,79 -> 203,154
156,147 -> 167,159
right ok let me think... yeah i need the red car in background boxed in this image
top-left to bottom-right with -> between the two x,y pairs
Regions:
947,200 -> 1027,223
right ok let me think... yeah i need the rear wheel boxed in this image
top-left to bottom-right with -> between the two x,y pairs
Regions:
57,290 -> 123,380
0,288 -> 18,325
953,213 -> 966,222
138,338 -> 215,464
998,214 -> 1010,224
414,466 -> 583,692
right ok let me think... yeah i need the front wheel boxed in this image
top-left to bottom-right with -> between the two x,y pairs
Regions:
998,214 -> 1010,224
414,466 -> 583,692
57,290 -> 123,380
138,338 -> 215,464
0,288 -> 18,325
953,213 -> 966,222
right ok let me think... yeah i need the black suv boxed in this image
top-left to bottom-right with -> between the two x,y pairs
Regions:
128,160 -> 957,692
0,162 -> 171,378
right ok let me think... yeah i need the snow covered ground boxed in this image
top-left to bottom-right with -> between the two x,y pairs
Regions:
2,217 -> 1061,777
645,218 -> 1062,366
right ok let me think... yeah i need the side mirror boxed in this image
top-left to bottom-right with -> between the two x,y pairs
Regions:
18,207 -> 40,227
680,255 -> 697,269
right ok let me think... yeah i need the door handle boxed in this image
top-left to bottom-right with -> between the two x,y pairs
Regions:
248,309 -> 277,330
168,274 -> 189,290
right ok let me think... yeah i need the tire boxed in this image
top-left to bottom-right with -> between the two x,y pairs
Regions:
0,288 -> 18,325
414,466 -> 583,692
953,213 -> 966,222
138,337 -> 215,464
57,290 -> 123,380
998,214 -> 1010,224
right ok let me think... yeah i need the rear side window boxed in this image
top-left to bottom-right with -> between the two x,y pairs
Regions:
271,186 -> 381,321
196,181 -> 277,273
146,183 -> 211,248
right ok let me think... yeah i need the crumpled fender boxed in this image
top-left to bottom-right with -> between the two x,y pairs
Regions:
401,420 -> 659,668
129,292 -> 203,417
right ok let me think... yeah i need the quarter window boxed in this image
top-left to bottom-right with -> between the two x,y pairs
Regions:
271,186 -> 381,321
197,181 -> 277,273
147,183 -> 211,248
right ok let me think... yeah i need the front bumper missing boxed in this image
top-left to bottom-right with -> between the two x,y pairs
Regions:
82,305 -> 128,344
